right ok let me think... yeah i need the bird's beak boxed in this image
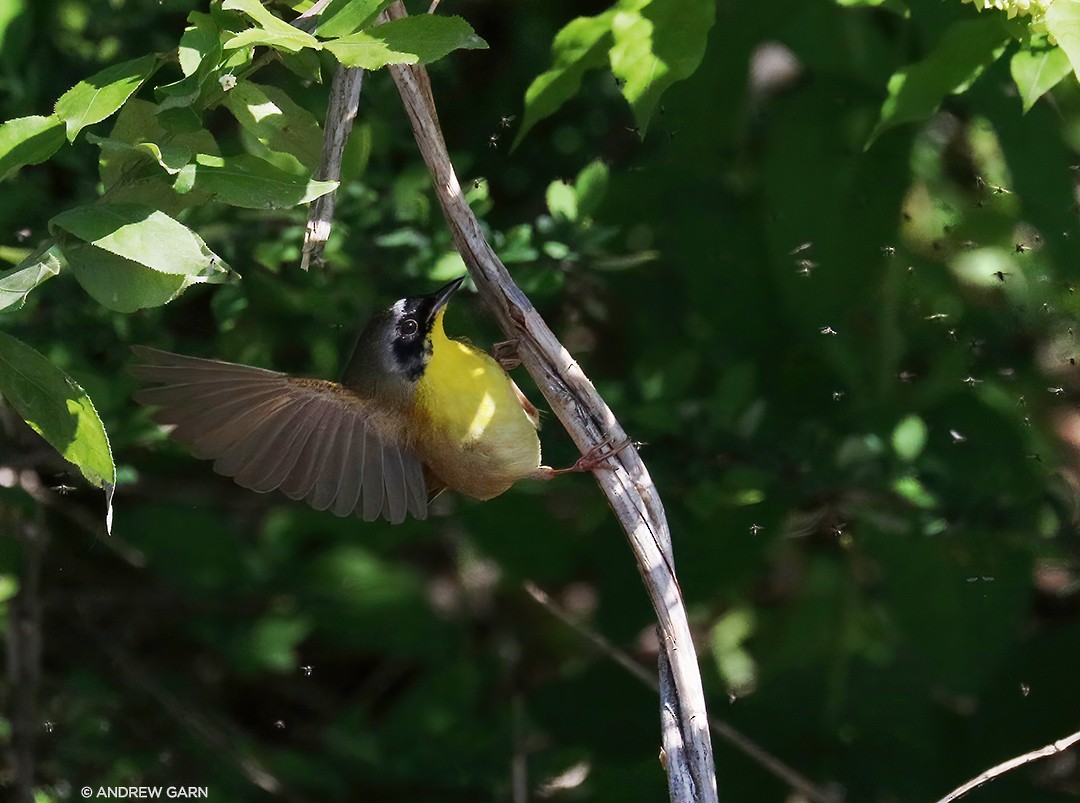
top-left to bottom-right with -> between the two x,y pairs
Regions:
427,276 -> 465,323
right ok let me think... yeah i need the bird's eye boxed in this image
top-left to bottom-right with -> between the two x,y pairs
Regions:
400,318 -> 419,337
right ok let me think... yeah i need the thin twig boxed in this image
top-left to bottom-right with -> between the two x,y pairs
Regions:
381,5 -> 717,798
523,582 -> 841,803
301,66 -> 364,270
6,511 -> 46,803
292,0 -> 365,271
935,729 -> 1080,803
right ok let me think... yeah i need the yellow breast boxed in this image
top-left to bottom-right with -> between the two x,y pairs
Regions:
413,310 -> 541,499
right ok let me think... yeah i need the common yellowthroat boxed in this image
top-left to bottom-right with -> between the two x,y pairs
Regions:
131,277 -> 557,524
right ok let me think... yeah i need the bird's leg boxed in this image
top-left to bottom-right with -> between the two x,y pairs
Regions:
533,437 -> 632,480
491,339 -> 522,371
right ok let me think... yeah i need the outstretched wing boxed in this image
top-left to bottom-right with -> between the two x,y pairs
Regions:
130,346 -> 427,524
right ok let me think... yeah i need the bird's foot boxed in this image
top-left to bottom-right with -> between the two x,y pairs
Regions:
491,340 -> 522,371
535,437 -> 632,479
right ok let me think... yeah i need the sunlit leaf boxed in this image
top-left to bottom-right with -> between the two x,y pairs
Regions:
51,203 -> 230,278
223,81 -> 323,168
1011,35 -> 1072,113
63,241 -> 227,312
0,331 -> 115,494
0,115 -> 65,181
0,241 -> 62,313
316,0 -> 397,38
221,0 -> 321,53
54,54 -> 159,142
513,12 -> 614,148
1045,0 -> 1080,83
325,15 -> 486,68
192,153 -> 338,208
867,18 -> 1009,146
609,0 -> 716,131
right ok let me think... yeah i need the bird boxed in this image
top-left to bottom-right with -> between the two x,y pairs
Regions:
131,277 -> 594,525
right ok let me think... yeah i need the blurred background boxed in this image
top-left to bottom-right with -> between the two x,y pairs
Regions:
3,0 -> 1080,800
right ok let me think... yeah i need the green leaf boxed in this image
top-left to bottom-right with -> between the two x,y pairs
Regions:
0,331 -> 115,494
63,240 -> 227,312
710,607 -> 757,698
574,159 -> 609,218
0,241 -> 62,313
51,203 -> 231,278
178,11 -> 222,77
1012,36 -> 1073,113
546,179 -> 578,221
222,81 -> 323,168
0,115 -> 65,181
96,99 -> 219,189
54,54 -> 159,142
192,153 -> 338,208
609,0 -> 716,131
513,12 -> 614,149
324,15 -> 486,69
365,14 -> 487,63
323,29 -> 418,68
315,0 -> 396,38
221,0 -> 321,53
892,414 -> 928,462
867,18 -> 1009,147
279,47 -> 324,83
1045,1 -> 1080,83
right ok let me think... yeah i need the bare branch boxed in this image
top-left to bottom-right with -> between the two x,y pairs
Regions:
381,4 -> 718,798
935,729 -> 1080,803
301,66 -> 364,271
523,582 -> 841,803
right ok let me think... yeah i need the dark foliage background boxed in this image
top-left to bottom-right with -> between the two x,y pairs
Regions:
2,0 -> 1080,801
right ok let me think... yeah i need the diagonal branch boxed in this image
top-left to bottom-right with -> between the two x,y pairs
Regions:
524,582 -> 840,803
935,729 -> 1080,803
381,4 -> 718,800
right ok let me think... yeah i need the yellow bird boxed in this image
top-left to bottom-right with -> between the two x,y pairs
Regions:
132,277 -> 582,524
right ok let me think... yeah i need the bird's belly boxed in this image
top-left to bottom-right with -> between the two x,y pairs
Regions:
414,342 -> 541,500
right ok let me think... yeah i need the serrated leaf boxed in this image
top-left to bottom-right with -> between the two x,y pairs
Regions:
867,18 -> 1009,147
221,0 -> 321,53
0,115 -> 65,181
323,29 -> 418,68
54,54 -> 159,142
513,12 -> 614,149
609,0 -> 716,131
64,240 -> 228,312
0,331 -> 115,493
366,14 -> 487,63
1011,37 -> 1071,113
316,0 -> 396,38
192,153 -> 337,208
0,242 -> 62,313
1045,1 -> 1080,84
223,81 -> 323,168
574,159 -> 609,218
324,15 -> 486,69
51,203 -> 230,279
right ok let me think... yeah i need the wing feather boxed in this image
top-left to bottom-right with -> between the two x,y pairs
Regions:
131,347 -> 427,523
361,425 -> 385,522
